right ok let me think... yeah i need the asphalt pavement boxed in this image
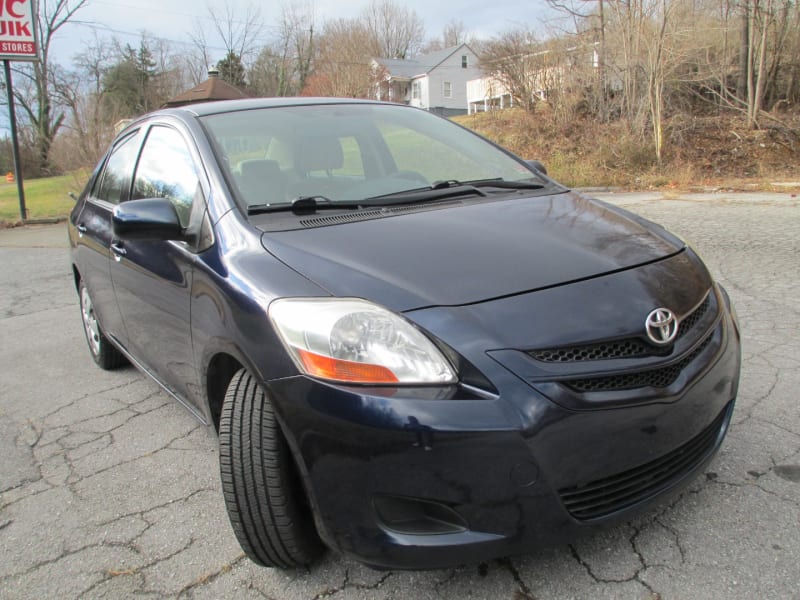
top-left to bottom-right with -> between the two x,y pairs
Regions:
1,191 -> 798,599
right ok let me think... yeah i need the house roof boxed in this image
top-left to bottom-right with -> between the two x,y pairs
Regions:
376,57 -> 424,79
375,44 -> 475,80
163,70 -> 251,107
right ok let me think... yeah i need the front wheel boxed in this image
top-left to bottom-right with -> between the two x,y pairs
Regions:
219,369 -> 323,568
79,280 -> 126,370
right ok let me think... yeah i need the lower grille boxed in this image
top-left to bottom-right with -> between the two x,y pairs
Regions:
558,403 -> 730,520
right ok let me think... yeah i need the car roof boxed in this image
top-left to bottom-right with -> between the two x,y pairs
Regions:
160,97 -> 395,118
117,98 -> 405,137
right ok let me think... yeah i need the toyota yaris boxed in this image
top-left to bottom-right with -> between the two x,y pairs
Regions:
69,98 -> 741,570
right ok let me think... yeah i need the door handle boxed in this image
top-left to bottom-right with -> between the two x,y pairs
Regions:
110,240 -> 127,261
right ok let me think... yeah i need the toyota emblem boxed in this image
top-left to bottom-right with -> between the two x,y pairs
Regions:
646,308 -> 678,345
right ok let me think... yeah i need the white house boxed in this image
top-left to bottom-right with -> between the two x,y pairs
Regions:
467,76 -> 515,114
372,44 -> 482,116
467,43 -> 602,114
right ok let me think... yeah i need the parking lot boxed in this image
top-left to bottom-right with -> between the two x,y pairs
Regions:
1,191 -> 798,599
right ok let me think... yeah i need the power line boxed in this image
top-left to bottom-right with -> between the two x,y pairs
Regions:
89,0 -> 225,24
72,0 -> 278,38
86,0 -> 283,33
68,21 -> 214,49
66,21 -> 247,54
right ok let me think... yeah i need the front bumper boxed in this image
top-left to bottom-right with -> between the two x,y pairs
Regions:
266,305 -> 741,570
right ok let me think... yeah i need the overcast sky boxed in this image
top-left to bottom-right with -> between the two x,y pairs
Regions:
51,0 -> 559,65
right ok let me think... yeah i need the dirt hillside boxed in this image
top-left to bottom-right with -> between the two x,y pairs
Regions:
454,109 -> 800,190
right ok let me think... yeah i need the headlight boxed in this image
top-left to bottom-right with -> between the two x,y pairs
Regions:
269,298 -> 457,385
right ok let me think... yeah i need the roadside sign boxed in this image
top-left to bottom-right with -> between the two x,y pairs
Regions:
0,0 -> 38,61
1,0 -> 37,219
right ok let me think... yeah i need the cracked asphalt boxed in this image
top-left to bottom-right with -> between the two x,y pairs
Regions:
1,191 -> 798,599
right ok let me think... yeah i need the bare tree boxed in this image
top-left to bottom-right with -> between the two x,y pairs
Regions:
186,25 -> 215,85
480,29 -> 555,113
54,32 -> 190,173
546,0 -> 609,119
249,46 -> 286,97
691,0 -> 797,126
783,0 -> 800,103
147,36 -> 191,103
607,0 -> 650,126
423,19 -> 471,53
738,0 -> 750,100
55,36 -> 116,168
10,0 -> 88,175
644,0 -> 673,162
441,20 -> 468,48
744,0 -> 791,126
272,1 -> 315,96
207,1 -> 264,63
189,1 -> 264,84
303,18 -> 375,97
361,0 -> 425,59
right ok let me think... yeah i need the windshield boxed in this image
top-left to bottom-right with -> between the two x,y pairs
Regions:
200,103 -> 547,212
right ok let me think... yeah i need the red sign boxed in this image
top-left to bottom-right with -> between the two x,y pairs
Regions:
0,0 -> 38,61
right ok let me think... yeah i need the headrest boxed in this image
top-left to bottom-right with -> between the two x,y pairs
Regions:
240,159 -> 282,180
297,136 -> 344,173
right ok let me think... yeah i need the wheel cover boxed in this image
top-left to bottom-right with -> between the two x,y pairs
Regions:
81,287 -> 101,356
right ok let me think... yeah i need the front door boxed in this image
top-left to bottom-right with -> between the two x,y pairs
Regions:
110,124 -> 207,407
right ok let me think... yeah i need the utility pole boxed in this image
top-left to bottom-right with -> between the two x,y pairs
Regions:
4,60 -> 27,220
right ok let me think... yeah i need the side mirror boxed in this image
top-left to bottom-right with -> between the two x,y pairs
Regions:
112,198 -> 184,241
525,160 -> 547,176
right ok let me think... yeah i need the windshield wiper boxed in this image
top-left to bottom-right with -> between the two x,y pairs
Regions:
247,179 -> 538,215
364,183 -> 487,205
463,178 -> 545,190
363,178 -> 546,206
247,196 -> 364,215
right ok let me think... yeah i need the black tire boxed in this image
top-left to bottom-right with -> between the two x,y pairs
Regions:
78,280 -> 127,370
219,369 -> 323,568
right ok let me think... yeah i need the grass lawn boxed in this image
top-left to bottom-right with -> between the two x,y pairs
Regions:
0,171 -> 89,224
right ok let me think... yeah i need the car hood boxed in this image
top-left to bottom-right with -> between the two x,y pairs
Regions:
260,191 -> 683,311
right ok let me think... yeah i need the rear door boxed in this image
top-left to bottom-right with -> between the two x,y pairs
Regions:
73,130 -> 142,347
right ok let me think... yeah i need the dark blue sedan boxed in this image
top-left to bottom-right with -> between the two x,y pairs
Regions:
69,98 -> 741,570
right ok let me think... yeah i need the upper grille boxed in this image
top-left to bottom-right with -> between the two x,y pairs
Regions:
675,293 -> 711,341
564,333 -> 714,393
530,338 -> 658,363
558,402 -> 730,520
528,294 -> 712,364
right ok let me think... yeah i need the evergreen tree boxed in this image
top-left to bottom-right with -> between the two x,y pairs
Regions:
217,52 -> 247,88
102,42 -> 160,117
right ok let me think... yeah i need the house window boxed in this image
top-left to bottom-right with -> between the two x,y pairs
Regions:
443,81 -> 452,98
412,81 -> 421,100
461,55 -> 468,68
